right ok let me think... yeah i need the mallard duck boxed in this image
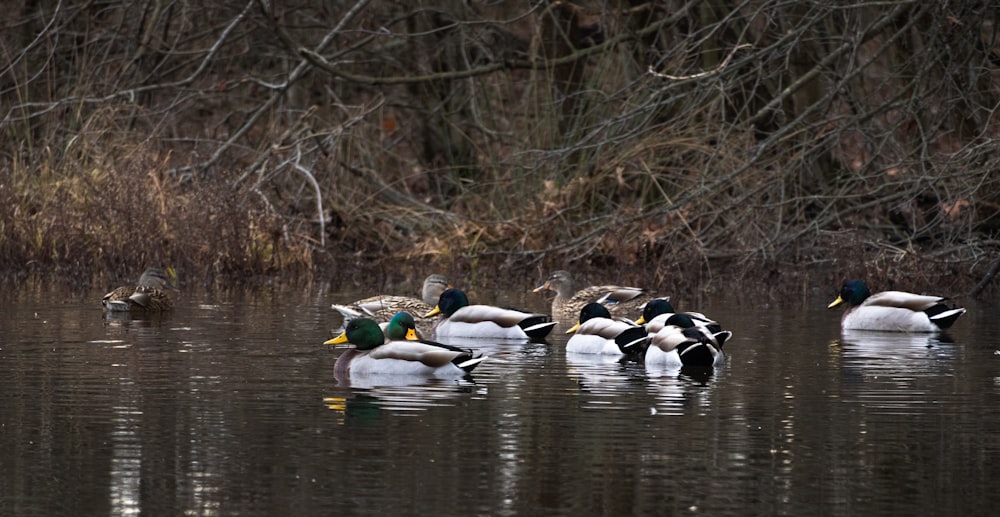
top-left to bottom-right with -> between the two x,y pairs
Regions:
624,299 -> 732,367
380,311 -> 422,342
828,279 -> 966,332
635,298 -> 723,335
331,274 -> 449,334
424,288 -> 557,340
102,267 -> 178,313
324,317 -> 487,377
565,302 -> 650,355
533,270 -> 650,322
641,324 -> 728,368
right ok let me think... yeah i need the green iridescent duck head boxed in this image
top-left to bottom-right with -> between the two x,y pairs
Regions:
325,318 -> 385,351
384,311 -> 420,341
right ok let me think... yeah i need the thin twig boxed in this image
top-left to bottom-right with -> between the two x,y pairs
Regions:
647,44 -> 752,81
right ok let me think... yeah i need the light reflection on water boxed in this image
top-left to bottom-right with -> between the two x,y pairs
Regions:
1,284 -> 999,516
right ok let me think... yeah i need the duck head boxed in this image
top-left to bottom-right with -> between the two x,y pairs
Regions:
421,275 -> 451,305
635,297 -> 675,324
663,313 -> 696,328
324,318 -> 385,350
533,270 -> 574,297
566,302 -> 613,334
828,279 -> 871,308
424,288 -> 470,318
385,311 -> 419,341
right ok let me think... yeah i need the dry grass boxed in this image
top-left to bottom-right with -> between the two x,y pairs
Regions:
2,2 -> 1000,296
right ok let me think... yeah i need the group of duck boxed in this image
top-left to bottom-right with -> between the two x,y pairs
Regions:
323,270 -> 968,379
98,267 -> 968,379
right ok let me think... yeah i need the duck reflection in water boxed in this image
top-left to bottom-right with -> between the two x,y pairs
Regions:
833,329 -> 957,380
323,376 -> 479,425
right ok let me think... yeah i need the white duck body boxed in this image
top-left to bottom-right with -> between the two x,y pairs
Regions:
644,326 -> 726,368
566,317 -> 648,355
333,341 -> 485,378
841,291 -> 961,332
432,305 -> 556,340
829,280 -> 967,333
325,317 -> 486,378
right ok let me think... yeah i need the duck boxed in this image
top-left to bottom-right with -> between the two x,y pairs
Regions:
380,311 -> 423,342
324,317 -> 487,377
533,270 -> 650,322
640,324 -> 728,368
624,299 -> 732,367
424,288 -> 557,340
331,274 -> 449,334
635,298 -> 724,335
565,302 -> 650,355
102,267 -> 178,313
828,279 -> 966,332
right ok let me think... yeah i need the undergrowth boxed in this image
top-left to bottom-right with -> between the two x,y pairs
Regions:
1,2 -> 999,297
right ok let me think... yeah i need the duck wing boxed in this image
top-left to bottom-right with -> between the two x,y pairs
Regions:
590,286 -> 647,305
864,291 -> 947,311
369,340 -> 486,370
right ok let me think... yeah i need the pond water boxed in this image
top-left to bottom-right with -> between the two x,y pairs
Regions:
2,280 -> 999,516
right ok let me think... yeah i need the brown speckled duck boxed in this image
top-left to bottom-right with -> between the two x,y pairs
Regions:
533,270 -> 650,322
102,267 -> 178,313
331,274 -> 450,335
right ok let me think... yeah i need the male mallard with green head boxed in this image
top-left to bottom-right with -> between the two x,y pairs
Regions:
380,311 -> 423,342
828,279 -> 966,332
565,302 -> 650,356
533,270 -> 650,323
102,267 -> 178,313
325,317 -> 487,377
425,288 -> 557,341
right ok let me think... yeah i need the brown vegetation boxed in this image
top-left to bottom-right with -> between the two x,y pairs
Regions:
2,1 -> 1000,296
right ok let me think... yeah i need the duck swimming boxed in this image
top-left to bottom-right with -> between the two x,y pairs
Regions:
331,274 -> 449,335
641,324 -> 728,368
102,267 -> 178,313
634,298 -> 723,334
425,288 -> 557,340
533,270 -> 650,322
828,279 -> 966,332
565,303 -> 650,356
325,317 -> 486,377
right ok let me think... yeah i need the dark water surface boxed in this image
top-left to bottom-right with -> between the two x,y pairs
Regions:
2,282 -> 999,516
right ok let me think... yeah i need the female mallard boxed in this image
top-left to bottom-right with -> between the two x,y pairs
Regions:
533,270 -> 650,322
102,267 -> 178,313
565,303 -> 650,355
425,288 -> 557,341
331,274 -> 449,334
828,279 -> 966,332
635,298 -> 723,335
324,317 -> 487,377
